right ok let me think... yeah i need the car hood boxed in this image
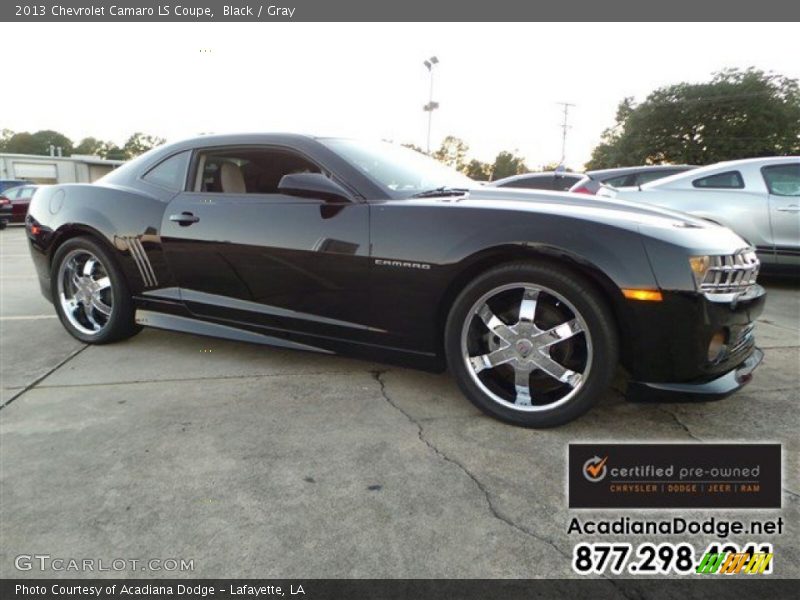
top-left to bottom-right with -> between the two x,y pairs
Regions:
452,186 -> 710,229
407,186 -> 752,255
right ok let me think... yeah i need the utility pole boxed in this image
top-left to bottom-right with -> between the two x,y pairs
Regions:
557,102 -> 576,165
423,56 -> 439,153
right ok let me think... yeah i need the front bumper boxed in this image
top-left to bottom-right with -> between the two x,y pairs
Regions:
627,347 -> 764,402
620,284 -> 766,401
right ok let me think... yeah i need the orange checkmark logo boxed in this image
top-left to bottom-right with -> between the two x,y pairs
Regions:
583,455 -> 609,482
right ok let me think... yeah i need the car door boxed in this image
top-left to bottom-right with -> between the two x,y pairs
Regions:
159,145 -> 373,344
762,163 -> 800,267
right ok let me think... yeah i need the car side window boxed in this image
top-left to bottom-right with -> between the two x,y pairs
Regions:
500,176 -> 551,190
762,164 -> 800,197
603,174 -> 634,188
3,188 -> 20,199
193,147 -> 322,194
142,151 -> 191,191
692,171 -> 744,189
19,187 -> 35,199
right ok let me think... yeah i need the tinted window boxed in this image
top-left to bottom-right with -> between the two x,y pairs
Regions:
193,147 -> 321,194
603,174 -> 634,188
635,170 -> 677,185
762,164 -> 800,197
2,187 -> 21,199
553,175 -> 581,191
692,171 -> 744,189
19,187 -> 36,199
499,175 -> 553,190
142,151 -> 190,191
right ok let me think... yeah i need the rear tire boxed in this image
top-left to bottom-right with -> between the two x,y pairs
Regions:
445,261 -> 619,427
51,236 -> 141,344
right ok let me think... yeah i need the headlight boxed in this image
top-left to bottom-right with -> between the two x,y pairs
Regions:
689,255 -> 712,288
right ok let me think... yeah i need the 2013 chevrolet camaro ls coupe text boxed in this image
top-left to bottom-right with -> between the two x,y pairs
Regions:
26,134 -> 765,427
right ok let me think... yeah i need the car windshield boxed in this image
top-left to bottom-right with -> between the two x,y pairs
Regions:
322,138 -> 474,198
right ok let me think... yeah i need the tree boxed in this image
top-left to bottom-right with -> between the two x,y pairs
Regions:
103,145 -> 128,161
74,137 -> 107,156
464,159 -> 491,181
587,68 -> 800,169
433,136 -> 470,171
3,130 -> 74,156
122,132 -> 166,158
401,142 -> 425,154
490,150 -> 528,180
0,129 -> 13,151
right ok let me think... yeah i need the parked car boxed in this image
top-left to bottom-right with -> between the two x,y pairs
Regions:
0,196 -> 12,229
0,184 -> 41,223
488,170 -> 584,191
570,165 -> 697,195
27,134 -> 764,427
599,157 -> 799,270
0,179 -> 30,194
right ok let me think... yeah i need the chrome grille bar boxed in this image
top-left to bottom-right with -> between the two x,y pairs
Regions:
699,251 -> 760,294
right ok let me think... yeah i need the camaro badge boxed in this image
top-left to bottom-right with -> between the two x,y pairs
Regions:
374,259 -> 431,270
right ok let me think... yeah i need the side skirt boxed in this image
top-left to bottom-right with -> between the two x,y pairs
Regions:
135,309 -> 334,354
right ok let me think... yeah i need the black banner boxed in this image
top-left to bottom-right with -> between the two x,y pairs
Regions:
3,0 -> 800,22
569,443 -> 781,509
2,579 -> 798,600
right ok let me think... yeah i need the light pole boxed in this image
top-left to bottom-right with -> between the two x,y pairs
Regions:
423,56 -> 439,153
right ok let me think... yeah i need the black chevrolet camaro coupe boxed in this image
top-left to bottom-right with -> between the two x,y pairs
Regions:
26,134 -> 765,427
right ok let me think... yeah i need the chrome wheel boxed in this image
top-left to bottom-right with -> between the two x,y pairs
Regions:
460,283 -> 592,412
57,249 -> 113,336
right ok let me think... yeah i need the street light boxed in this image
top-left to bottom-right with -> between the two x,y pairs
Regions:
423,56 -> 439,153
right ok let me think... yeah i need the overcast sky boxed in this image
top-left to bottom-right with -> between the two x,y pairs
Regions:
5,22 -> 799,169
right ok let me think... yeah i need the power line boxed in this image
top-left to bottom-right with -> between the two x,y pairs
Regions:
557,102 -> 576,165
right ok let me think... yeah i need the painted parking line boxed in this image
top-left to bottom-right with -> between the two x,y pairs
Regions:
0,315 -> 57,320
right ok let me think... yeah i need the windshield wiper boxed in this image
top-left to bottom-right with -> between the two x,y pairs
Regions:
411,187 -> 470,198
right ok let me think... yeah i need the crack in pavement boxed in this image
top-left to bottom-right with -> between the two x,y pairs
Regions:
371,369 -> 643,597
370,370 -> 571,559
0,344 -> 89,411
658,406 -> 702,442
657,407 -> 800,507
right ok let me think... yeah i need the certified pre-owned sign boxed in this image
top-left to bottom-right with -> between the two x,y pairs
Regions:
568,444 -> 781,509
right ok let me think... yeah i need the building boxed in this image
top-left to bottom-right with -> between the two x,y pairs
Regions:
0,153 -> 124,184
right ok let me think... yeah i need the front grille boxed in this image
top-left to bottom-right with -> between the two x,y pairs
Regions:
729,323 -> 756,356
699,251 -> 760,294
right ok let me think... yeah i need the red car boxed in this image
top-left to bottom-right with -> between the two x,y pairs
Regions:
0,184 -> 41,224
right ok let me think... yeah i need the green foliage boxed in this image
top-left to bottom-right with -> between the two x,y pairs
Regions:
587,68 -> 800,169
122,132 -> 166,158
432,135 -> 470,171
2,130 -> 74,156
0,130 -> 167,160
74,137 -> 107,156
490,150 -> 528,180
464,159 -> 491,181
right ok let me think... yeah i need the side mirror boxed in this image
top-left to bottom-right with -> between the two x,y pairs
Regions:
278,173 -> 352,203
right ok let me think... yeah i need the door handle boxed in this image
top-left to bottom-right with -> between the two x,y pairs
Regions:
169,212 -> 200,226
776,205 -> 800,213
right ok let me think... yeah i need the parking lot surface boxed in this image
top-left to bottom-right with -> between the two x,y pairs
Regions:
1,225 -> 798,579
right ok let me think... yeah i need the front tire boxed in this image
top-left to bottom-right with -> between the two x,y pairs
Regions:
445,261 -> 619,427
51,236 -> 140,344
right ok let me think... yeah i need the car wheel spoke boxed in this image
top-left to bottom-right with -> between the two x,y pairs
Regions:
476,304 -> 515,343
513,367 -> 532,406
469,346 -> 515,373
534,318 -> 583,348
91,296 -> 112,317
82,258 -> 97,277
532,352 -> 582,387
517,287 -> 539,328
94,276 -> 111,291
